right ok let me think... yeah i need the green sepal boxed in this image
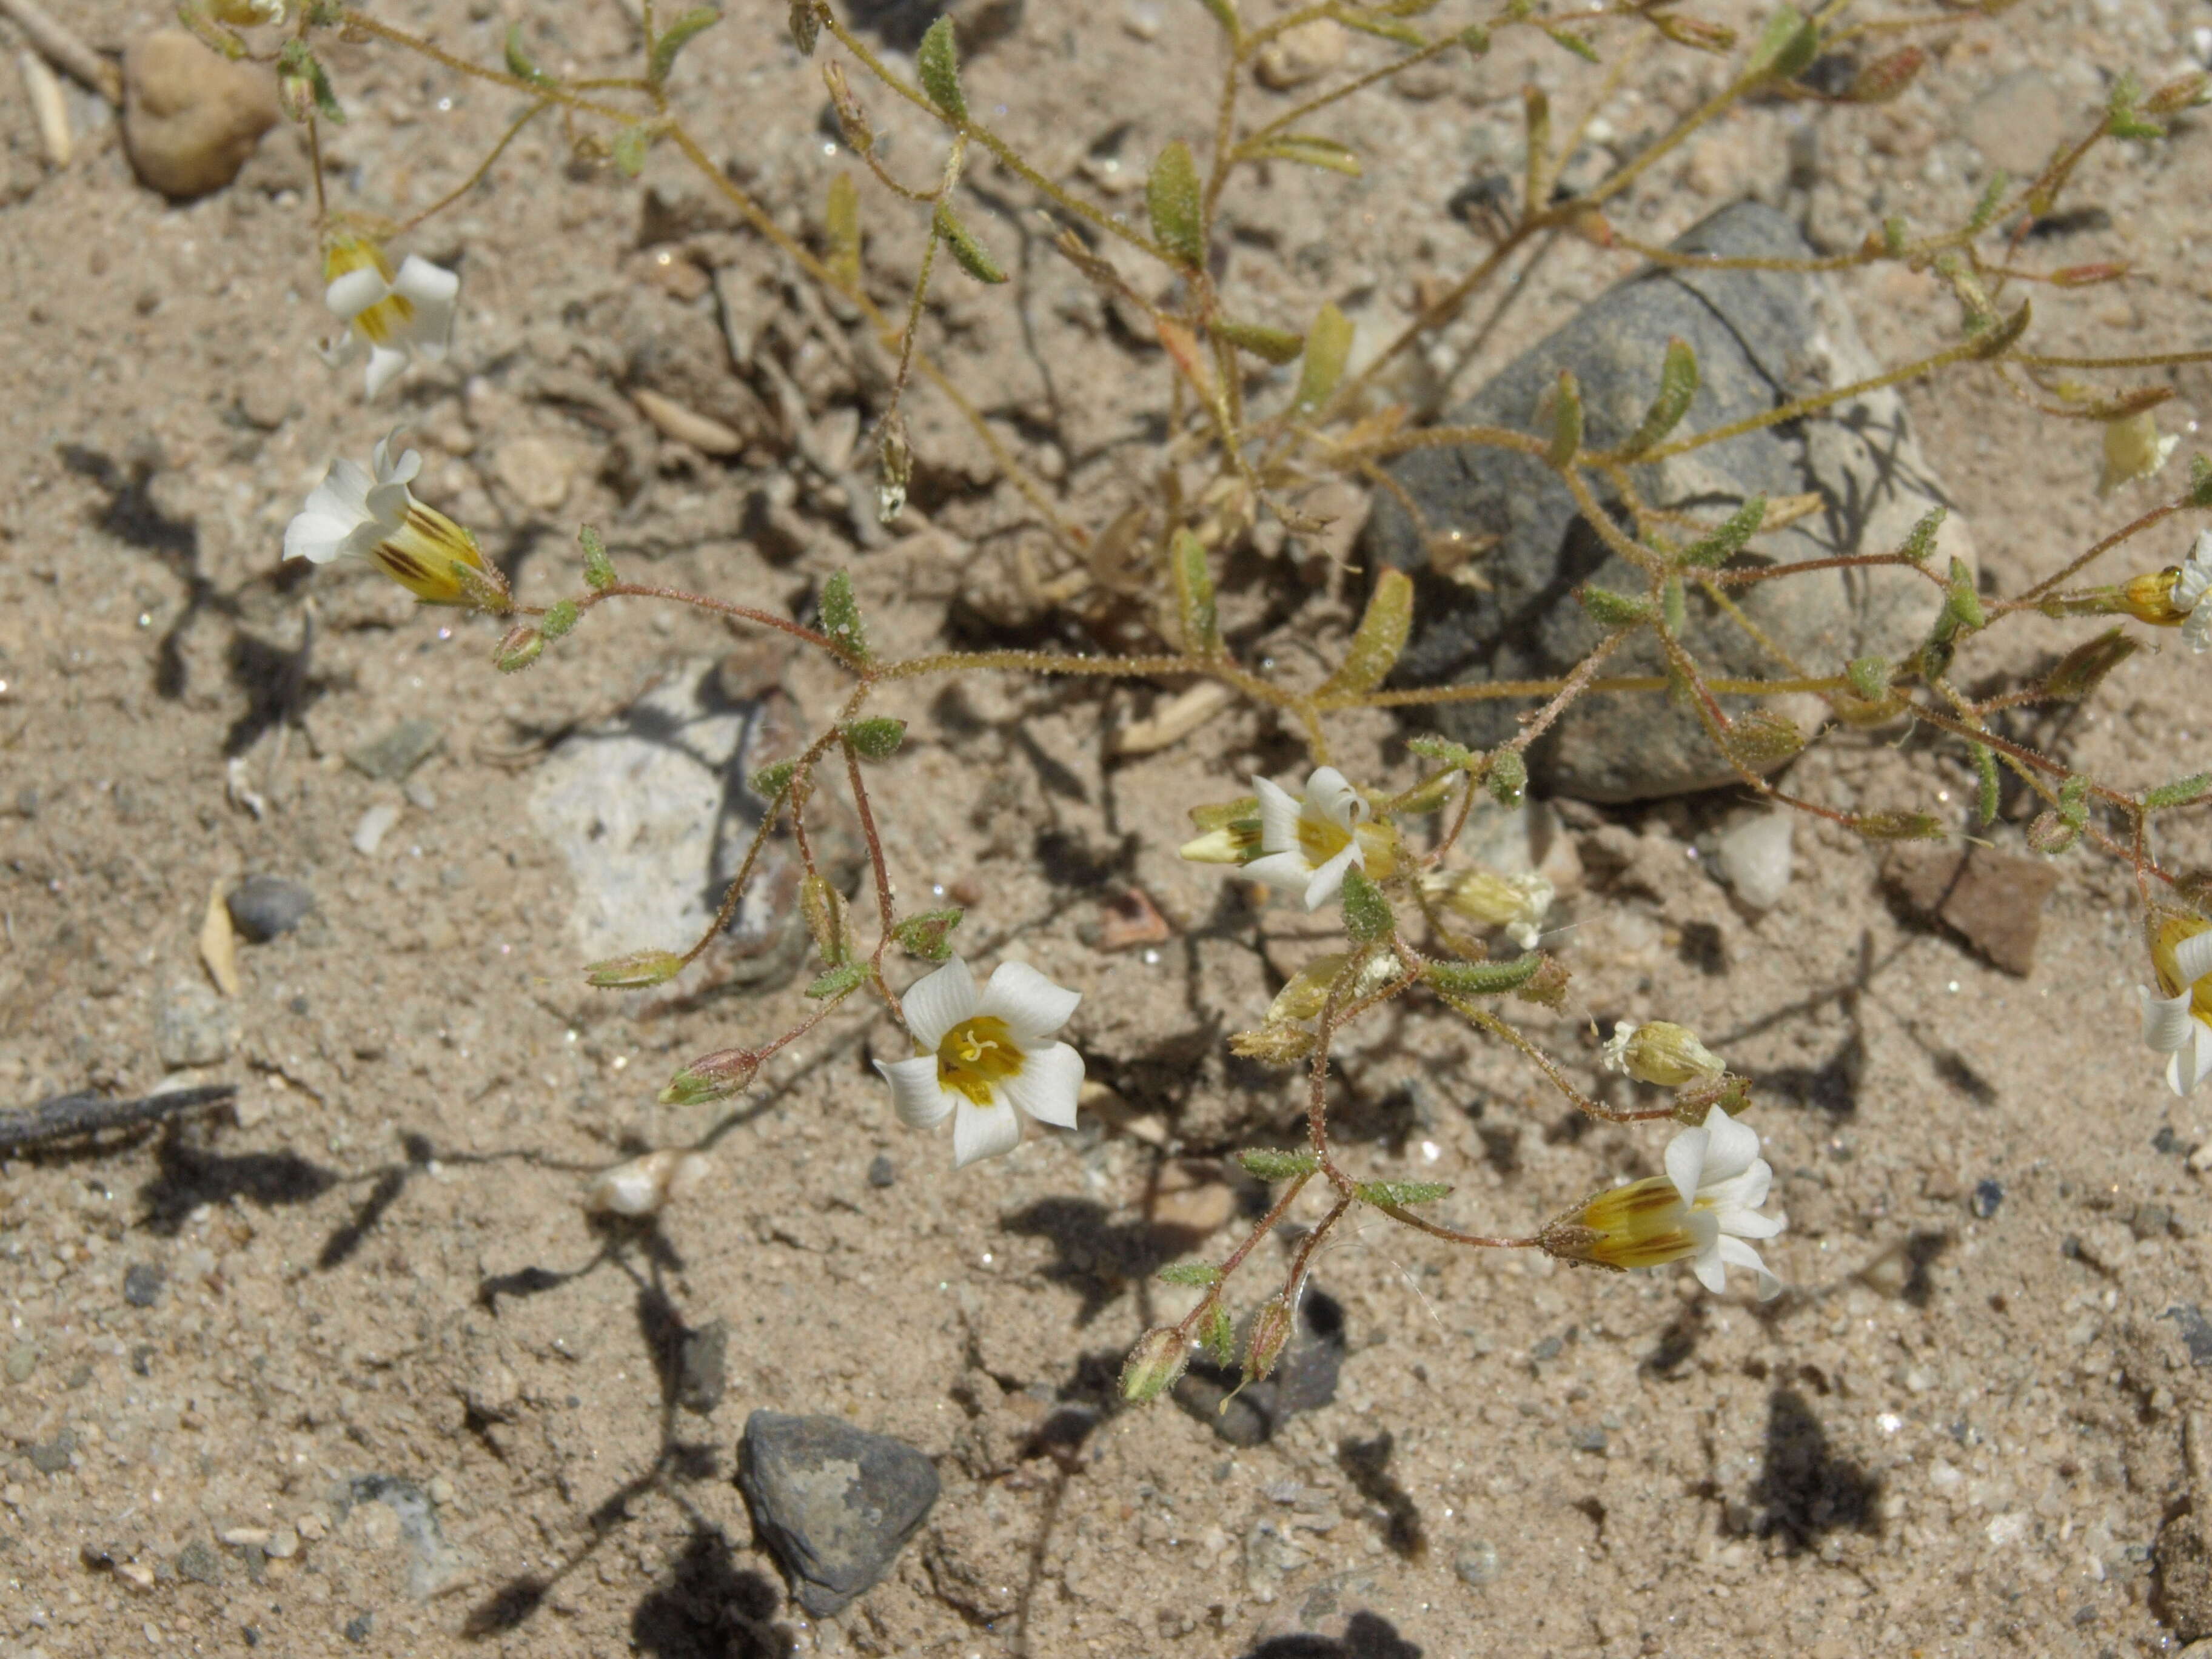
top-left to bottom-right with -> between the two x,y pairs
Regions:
277,40 -> 345,123
1486,749 -> 1527,808
1898,506 -> 1946,561
580,524 -> 615,590
843,717 -> 907,760
893,907 -> 964,960
748,758 -> 799,800
1315,568 -> 1413,698
541,598 -> 579,640
1201,1304 -> 1235,1366
1545,370 -> 1583,468
1339,868 -> 1395,947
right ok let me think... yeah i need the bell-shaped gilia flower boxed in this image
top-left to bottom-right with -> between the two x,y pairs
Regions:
2123,531 -> 2212,654
323,234 -> 460,399
1603,1019 -> 1726,1087
1542,1107 -> 1785,1298
1242,767 -> 1396,911
285,429 -> 504,609
876,956 -> 1085,1168
2142,917 -> 2212,1096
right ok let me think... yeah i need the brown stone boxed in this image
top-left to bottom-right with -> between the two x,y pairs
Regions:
123,32 -> 280,200
1882,845 -> 2059,976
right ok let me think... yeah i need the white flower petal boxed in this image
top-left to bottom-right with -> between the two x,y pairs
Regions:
1719,1199 -> 1786,1241
363,343 -> 411,399
953,1099 -> 1022,1168
2185,607 -> 2212,654
999,1041 -> 1084,1129
324,265 -> 389,323
2174,1019 -> 2212,1097
1303,765 -> 1367,830
900,956 -> 978,1053
975,960 -> 1081,1044
1715,1234 -> 1782,1300
2174,931 -> 2212,990
876,1056 -> 954,1129
1507,920 -> 1542,950
392,256 -> 459,355
1253,776 -> 1304,857
1244,851 -> 1315,894
1695,1107 -> 1761,1184
1663,1123 -> 1710,1208
1690,1245 -> 1730,1296
1301,842 -> 1363,911
283,511 -> 358,565
1704,1158 -> 1772,1217
2143,985 -> 2197,1053
372,429 -> 422,487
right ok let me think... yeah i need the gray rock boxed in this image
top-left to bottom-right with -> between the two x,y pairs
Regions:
337,1475 -> 464,1598
227,876 -> 315,942
347,719 -> 444,782
866,1153 -> 896,1189
123,1264 -> 166,1309
737,1410 -> 941,1617
528,658 -> 859,994
1172,1288 -> 1346,1446
1365,201 -> 1969,802
25,1431 -> 73,1473
176,1540 -> 221,1586
154,980 -> 238,1069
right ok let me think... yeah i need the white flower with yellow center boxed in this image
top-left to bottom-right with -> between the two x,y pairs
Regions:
2141,918 -> 2212,1096
1244,766 -> 1393,911
323,234 -> 460,399
876,956 -> 1086,1168
1543,1107 -> 1785,1298
284,429 -> 500,608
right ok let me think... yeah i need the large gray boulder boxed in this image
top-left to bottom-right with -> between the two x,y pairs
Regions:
1364,201 -> 1972,802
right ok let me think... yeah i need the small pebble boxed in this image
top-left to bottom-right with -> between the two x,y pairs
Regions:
1971,1179 -> 2003,1220
155,979 -> 239,1068
347,719 -> 444,782
176,1541 -> 221,1585
343,1612 -> 374,1643
1715,812 -> 1793,911
1569,1426 -> 1608,1455
678,1319 -> 729,1416
866,1153 -> 896,1188
1456,1540 -> 1502,1586
264,1526 -> 299,1560
123,1263 -> 167,1309
227,875 -> 314,942
351,802 -> 400,857
4,1344 -> 36,1384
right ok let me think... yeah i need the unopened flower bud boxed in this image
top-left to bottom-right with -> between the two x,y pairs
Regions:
585,1149 -> 711,1216
660,1047 -> 763,1105
1242,1294 -> 1296,1386
1603,1020 -> 1724,1087
1119,1327 -> 1193,1403
495,625 -> 545,673
1179,797 -> 1262,865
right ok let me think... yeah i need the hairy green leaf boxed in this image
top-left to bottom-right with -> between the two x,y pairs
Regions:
934,202 -> 1007,283
579,525 -> 615,591
2143,774 -> 2212,812
1316,568 -> 1413,697
1215,319 -> 1305,364
1355,1180 -> 1453,1207
505,24 -> 555,87
1236,1148 -> 1319,1181
805,961 -> 868,1000
587,948 -> 685,989
1339,868 -> 1395,947
893,908 -> 964,960
1147,140 -> 1205,269
1244,133 -> 1362,175
649,7 -> 720,86
1158,1262 -> 1223,1286
1620,337 -> 1698,456
1680,495 -> 1765,568
820,569 -> 871,662
1171,528 -> 1219,656
1293,302 -> 1355,412
843,717 -> 906,760
1424,952 -> 1544,994
916,14 -> 967,120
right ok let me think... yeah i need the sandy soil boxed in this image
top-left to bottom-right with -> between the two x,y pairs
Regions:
2,1 -> 2212,1655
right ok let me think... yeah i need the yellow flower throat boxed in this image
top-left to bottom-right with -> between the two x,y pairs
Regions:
935,1016 -> 1022,1107
2153,918 -> 2212,1021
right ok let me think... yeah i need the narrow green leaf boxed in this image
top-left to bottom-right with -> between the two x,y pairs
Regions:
1660,575 -> 1686,634
934,202 -> 1007,283
611,125 -> 652,176
820,569 -> 871,662
1339,12 -> 1425,45
1971,742 -> 2000,826
1898,506 -> 1946,561
1620,337 -> 1698,456
1339,868 -> 1395,947
1243,133 -> 1362,176
649,7 -> 720,85
1540,22 -> 1599,61
843,717 -> 906,759
1680,495 -> 1765,568
1215,319 -> 1305,364
1158,1262 -> 1223,1286
1746,4 -> 1818,79
1293,302 -> 1355,413
1577,585 -> 1652,627
826,172 -> 862,289
2042,627 -> 2137,702
1424,952 -> 1544,994
1171,528 -> 1219,655
748,758 -> 797,800
916,13 -> 966,121
1968,169 -> 2009,232
1316,568 -> 1413,698
580,524 -> 615,590
1236,1148 -> 1319,1181
505,24 -> 555,87
586,948 -> 685,989
893,908 -> 964,960
1147,140 -> 1206,269
1355,1180 -> 1453,1207
2143,773 -> 2212,812
805,960 -> 868,999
